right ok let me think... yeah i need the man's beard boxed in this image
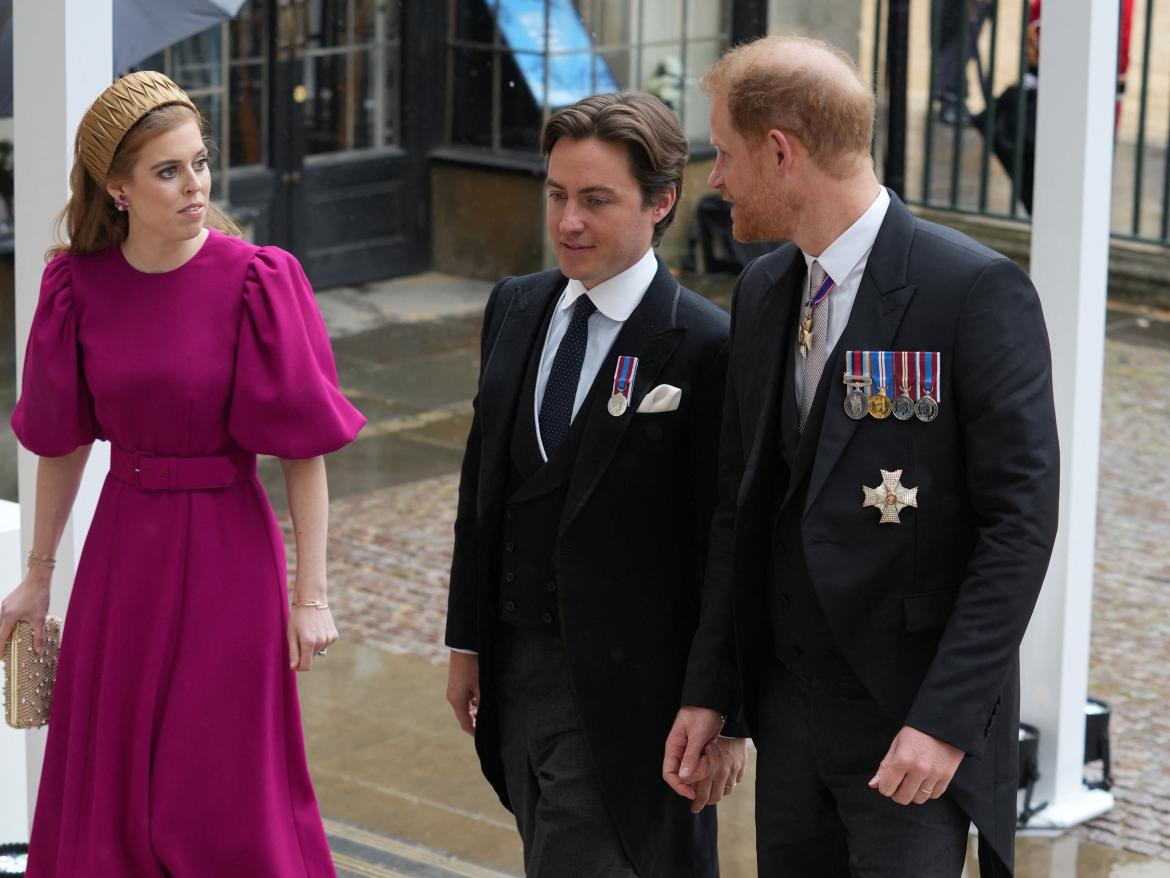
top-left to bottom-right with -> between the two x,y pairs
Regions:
730,186 -> 797,243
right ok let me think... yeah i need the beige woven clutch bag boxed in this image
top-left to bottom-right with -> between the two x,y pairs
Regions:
4,616 -> 63,729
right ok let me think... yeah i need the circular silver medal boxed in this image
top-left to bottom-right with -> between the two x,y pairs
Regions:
914,395 -> 939,422
893,394 -> 915,421
608,393 -> 628,417
844,387 -> 868,420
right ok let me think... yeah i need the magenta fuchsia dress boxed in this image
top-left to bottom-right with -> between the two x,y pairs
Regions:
11,229 -> 365,877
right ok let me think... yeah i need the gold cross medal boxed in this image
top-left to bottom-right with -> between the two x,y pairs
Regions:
798,314 -> 815,359
862,469 -> 918,524
799,272 -> 835,359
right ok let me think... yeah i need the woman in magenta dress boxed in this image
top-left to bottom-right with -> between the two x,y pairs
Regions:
0,72 -> 364,876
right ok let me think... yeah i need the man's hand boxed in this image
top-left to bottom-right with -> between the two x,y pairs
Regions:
868,725 -> 964,805
446,650 -> 480,736
662,706 -> 726,800
684,736 -> 748,814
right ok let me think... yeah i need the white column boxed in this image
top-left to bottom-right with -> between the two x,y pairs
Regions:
1019,0 -> 1117,827
7,0 -> 112,837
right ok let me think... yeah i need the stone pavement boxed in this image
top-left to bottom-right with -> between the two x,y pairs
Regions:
269,278 -> 1170,873
1074,307 -> 1170,861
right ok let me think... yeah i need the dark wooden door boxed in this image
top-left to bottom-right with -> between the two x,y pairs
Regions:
270,0 -> 441,288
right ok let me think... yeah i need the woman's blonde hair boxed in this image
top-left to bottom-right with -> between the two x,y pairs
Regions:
49,103 -> 241,259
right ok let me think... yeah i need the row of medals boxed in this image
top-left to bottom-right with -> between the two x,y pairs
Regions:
844,377 -> 939,422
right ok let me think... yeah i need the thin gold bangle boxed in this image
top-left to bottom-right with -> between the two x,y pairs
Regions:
27,550 -> 56,569
291,600 -> 329,610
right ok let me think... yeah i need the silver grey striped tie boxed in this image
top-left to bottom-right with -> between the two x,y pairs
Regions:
799,261 -> 832,432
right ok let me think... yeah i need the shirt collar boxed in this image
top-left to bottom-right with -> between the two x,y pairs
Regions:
560,248 -> 658,322
802,186 -> 891,285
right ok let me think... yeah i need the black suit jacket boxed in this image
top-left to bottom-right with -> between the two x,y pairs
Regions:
446,257 -> 731,878
683,194 -> 1059,873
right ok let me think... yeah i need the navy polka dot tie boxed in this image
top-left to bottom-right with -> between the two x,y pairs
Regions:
539,294 -> 597,455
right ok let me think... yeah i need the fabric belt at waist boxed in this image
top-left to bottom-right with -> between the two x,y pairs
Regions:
109,446 -> 256,491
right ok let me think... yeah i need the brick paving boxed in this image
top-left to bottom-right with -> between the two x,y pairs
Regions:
283,330 -> 1170,863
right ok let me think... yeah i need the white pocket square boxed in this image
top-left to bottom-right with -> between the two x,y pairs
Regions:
636,384 -> 682,413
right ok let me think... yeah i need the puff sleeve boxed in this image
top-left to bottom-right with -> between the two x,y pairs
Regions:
227,246 -> 365,457
11,254 -> 100,456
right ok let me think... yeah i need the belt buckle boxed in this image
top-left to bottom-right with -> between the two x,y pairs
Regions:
134,452 -> 171,490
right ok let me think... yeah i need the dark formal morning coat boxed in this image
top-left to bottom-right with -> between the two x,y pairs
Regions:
682,194 -> 1060,874
446,257 -> 731,878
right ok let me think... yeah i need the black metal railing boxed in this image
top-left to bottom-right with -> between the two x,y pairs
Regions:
871,0 -> 1169,248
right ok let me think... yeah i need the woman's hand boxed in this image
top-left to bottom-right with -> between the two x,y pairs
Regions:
0,572 -> 53,654
287,605 -> 338,672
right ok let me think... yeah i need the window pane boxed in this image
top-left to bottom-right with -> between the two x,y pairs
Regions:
171,27 -> 224,91
499,54 -> 544,151
496,0 -> 549,55
641,0 -> 682,44
384,43 -> 401,146
189,91 -> 223,162
449,47 -> 497,148
353,0 -> 399,44
305,52 -> 349,154
686,0 -> 729,39
351,49 -> 375,150
454,0 -> 501,45
308,0 -> 351,51
541,48 -> 620,107
682,39 -> 723,140
230,0 -> 266,62
576,0 -> 633,48
599,48 -> 632,89
641,42 -> 683,112
230,63 -> 266,167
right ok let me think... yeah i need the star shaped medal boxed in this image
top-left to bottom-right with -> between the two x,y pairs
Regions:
862,469 -> 918,524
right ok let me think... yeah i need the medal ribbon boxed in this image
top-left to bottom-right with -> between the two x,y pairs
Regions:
883,351 -> 893,395
898,351 -> 909,394
868,350 -> 883,396
845,350 -> 865,381
923,351 -> 935,402
932,352 -> 942,403
808,273 -> 835,308
611,355 -> 639,404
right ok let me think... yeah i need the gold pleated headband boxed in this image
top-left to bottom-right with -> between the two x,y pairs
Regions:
78,71 -> 198,184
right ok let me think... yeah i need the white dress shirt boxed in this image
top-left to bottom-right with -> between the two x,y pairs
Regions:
534,247 -> 657,461
794,186 -> 891,401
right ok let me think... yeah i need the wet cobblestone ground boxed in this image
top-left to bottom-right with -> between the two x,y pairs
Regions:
272,296 -> 1170,864
1074,316 -> 1170,861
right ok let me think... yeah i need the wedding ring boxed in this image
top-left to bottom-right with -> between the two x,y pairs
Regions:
919,786 -> 933,795
315,649 -> 328,657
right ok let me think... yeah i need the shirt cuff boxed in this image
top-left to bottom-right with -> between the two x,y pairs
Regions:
449,647 -> 479,656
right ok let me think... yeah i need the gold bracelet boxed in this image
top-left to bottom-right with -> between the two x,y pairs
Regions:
27,550 -> 56,569
291,600 -> 329,610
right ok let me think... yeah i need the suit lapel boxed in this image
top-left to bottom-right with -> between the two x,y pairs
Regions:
559,259 -> 685,536
738,250 -> 805,510
778,267 -> 804,464
478,274 -> 565,493
803,195 -> 919,515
